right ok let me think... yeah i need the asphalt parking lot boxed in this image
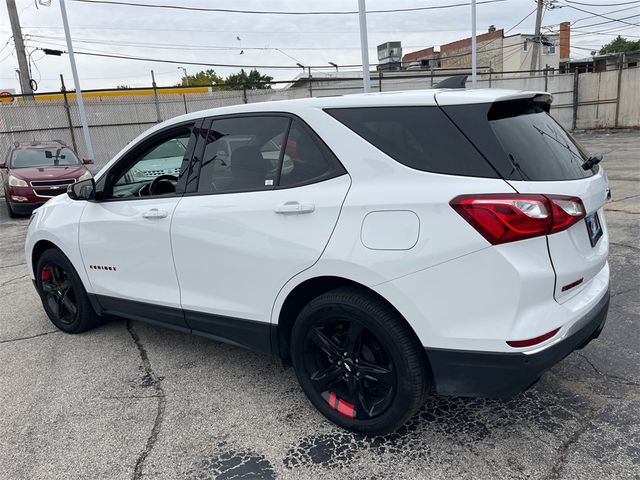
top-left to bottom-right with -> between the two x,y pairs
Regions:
0,131 -> 638,480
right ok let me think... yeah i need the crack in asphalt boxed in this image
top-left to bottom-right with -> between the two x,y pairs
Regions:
0,330 -> 59,344
611,286 -> 637,298
610,242 -> 640,252
126,321 -> 166,480
0,274 -> 29,288
0,262 -> 26,269
545,407 -> 602,480
604,207 -> 639,215
576,352 -> 640,388
610,193 -> 640,203
103,394 -> 166,400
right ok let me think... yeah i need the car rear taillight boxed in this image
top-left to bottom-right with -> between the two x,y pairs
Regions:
450,194 -> 586,245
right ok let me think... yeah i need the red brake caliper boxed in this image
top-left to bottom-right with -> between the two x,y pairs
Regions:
40,266 -> 52,281
325,391 -> 356,418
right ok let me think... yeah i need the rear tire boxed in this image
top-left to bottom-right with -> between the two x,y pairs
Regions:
291,287 -> 429,435
35,248 -> 102,333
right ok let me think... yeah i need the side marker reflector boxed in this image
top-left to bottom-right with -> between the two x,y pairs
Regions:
561,277 -> 584,292
507,327 -> 561,348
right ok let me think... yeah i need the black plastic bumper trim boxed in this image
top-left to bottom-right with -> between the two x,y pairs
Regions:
425,290 -> 610,398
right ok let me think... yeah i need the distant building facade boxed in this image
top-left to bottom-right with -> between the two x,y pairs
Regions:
401,24 -> 566,73
377,42 -> 403,71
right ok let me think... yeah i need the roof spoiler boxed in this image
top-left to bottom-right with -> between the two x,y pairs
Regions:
434,75 -> 468,89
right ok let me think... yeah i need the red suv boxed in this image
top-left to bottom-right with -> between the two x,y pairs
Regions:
1,141 -> 93,217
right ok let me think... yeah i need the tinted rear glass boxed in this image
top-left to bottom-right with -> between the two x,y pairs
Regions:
11,147 -> 80,168
325,106 -> 498,178
441,100 -> 595,181
488,102 -> 593,181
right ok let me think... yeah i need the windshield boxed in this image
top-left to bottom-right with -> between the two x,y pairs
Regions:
489,105 -> 594,181
11,147 -> 80,168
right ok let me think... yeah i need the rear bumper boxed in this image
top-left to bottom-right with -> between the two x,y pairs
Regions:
425,289 -> 609,398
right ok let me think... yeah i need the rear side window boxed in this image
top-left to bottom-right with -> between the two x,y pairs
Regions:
325,106 -> 498,178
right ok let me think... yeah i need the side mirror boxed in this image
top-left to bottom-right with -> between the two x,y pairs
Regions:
67,178 -> 95,201
0,162 -> 6,169
82,158 -> 94,165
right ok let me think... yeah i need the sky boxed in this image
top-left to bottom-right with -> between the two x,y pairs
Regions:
0,0 -> 638,93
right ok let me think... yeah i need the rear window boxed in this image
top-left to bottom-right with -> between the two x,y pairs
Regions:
488,102 -> 593,181
325,106 -> 498,178
441,100 -> 595,182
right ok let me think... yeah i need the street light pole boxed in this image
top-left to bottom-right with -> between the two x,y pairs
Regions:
471,0 -> 477,88
59,0 -> 94,160
357,0 -> 371,92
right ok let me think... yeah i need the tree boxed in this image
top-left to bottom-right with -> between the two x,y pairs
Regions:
599,36 -> 640,55
179,69 -> 224,87
225,69 -> 273,90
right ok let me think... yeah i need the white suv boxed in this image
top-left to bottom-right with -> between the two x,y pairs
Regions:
25,89 -> 610,434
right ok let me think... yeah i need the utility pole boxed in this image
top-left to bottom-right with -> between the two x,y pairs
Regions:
530,0 -> 544,72
59,0 -> 95,160
6,0 -> 34,97
357,0 -> 371,92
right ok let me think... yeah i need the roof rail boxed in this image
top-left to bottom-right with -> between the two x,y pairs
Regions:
434,75 -> 468,89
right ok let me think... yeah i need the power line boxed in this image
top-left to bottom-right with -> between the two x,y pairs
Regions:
32,38 -> 530,70
38,47 -> 365,69
23,34 -> 464,52
70,0 -> 508,15
564,0 -> 640,6
0,47 -> 15,64
573,13 -> 640,28
0,36 -> 13,55
559,2 -> 640,27
17,25 -> 514,35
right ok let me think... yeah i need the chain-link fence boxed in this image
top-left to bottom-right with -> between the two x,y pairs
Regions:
1,67 -> 638,169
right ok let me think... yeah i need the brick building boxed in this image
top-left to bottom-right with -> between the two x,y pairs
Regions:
402,24 -> 566,73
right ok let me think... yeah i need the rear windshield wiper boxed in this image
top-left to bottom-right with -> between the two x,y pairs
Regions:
531,124 -> 586,166
581,153 -> 603,171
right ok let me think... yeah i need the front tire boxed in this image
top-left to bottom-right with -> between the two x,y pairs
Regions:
5,198 -> 18,218
35,248 -> 102,333
291,287 -> 429,435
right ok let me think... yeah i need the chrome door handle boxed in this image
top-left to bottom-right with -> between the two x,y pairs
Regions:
142,208 -> 168,219
274,202 -> 315,214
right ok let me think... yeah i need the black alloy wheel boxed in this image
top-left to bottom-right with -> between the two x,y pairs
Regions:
36,248 -> 102,333
292,287 -> 430,435
303,319 -> 396,420
40,263 -> 78,326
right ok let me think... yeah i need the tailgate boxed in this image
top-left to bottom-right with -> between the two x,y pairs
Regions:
510,170 -> 609,302
438,92 -> 610,303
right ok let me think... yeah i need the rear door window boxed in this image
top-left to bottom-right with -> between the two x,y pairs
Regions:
278,119 -> 346,187
325,106 -> 498,178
